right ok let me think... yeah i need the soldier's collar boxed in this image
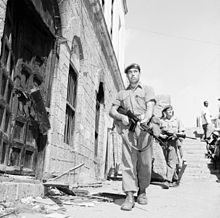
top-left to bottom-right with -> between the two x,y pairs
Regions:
126,82 -> 143,90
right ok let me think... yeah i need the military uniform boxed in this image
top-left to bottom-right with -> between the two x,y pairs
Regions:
160,115 -> 184,182
113,83 -> 156,193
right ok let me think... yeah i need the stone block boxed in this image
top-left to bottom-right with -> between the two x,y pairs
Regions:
0,182 -> 44,202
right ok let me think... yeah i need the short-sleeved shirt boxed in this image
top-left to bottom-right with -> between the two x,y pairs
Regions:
160,116 -> 184,134
201,107 -> 211,125
113,83 -> 156,116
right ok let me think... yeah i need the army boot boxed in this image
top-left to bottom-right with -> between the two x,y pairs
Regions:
137,189 -> 148,205
121,191 -> 135,211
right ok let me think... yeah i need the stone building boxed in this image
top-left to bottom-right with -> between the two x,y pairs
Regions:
0,0 -> 127,200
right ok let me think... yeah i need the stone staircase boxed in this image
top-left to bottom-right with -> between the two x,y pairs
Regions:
182,138 -> 215,183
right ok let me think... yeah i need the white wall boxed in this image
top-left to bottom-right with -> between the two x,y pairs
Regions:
100,0 -> 127,83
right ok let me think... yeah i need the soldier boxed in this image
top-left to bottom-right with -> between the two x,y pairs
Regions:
159,105 -> 185,187
109,63 -> 156,211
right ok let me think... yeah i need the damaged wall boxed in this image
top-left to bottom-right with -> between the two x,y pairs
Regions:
0,0 -> 124,189
0,0 -> 60,177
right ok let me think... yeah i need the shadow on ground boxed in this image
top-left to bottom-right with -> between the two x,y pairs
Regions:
93,192 -> 127,206
93,180 -> 169,208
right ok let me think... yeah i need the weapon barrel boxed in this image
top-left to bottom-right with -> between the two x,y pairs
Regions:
140,124 -> 167,147
176,133 -> 186,138
176,133 -> 197,140
163,132 -> 197,140
185,136 -> 197,140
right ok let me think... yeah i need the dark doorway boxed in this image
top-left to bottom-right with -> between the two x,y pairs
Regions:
95,83 -> 104,158
0,0 -> 57,176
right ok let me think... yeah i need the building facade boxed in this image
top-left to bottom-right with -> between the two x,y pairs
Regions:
0,0 -> 127,200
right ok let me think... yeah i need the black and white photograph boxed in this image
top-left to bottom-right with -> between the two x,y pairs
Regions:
0,0 -> 220,217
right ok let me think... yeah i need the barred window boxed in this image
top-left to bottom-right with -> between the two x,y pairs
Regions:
64,65 -> 77,145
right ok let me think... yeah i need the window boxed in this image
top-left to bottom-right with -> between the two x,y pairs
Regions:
110,0 -> 114,38
64,65 -> 78,145
94,83 -> 104,157
101,0 -> 105,13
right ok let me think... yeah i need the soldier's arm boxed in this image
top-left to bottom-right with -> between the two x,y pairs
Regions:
140,100 -> 155,124
109,105 -> 129,126
109,104 -> 121,120
141,85 -> 156,124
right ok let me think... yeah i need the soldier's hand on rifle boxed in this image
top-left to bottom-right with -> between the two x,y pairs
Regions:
170,133 -> 177,140
120,114 -> 130,126
140,116 -> 150,125
140,117 -> 151,129
139,120 -> 151,131
159,134 -> 168,139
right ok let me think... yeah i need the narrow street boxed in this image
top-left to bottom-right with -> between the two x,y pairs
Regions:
18,133 -> 220,218
0,1 -> 219,218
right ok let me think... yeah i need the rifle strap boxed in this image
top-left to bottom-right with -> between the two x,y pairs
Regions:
122,133 -> 152,152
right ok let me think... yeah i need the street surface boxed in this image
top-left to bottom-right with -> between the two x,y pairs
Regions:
18,138 -> 220,218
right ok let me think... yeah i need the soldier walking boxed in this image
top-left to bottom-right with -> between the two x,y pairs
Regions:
109,63 -> 156,211
159,105 -> 185,187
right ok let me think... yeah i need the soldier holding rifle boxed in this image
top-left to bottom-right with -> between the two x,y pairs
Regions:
109,63 -> 157,211
159,105 -> 185,187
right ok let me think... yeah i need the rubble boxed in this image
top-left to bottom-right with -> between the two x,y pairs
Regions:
0,180 -> 119,217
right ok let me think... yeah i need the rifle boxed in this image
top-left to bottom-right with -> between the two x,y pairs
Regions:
162,131 -> 197,140
117,106 -> 166,149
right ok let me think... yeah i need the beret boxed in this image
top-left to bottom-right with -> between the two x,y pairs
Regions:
125,63 -> 141,74
162,105 -> 173,112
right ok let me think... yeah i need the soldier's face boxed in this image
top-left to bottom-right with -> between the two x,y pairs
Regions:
204,102 -> 208,107
165,109 -> 173,118
126,68 -> 140,85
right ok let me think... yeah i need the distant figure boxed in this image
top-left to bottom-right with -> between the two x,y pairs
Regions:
201,101 -> 213,140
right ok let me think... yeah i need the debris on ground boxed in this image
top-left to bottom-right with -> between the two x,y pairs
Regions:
0,181 -> 121,217
77,182 -> 103,188
0,202 -> 17,218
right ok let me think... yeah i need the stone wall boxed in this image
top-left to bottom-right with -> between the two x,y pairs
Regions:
0,0 -> 124,202
0,182 -> 44,202
44,0 -> 123,184
0,0 -> 123,186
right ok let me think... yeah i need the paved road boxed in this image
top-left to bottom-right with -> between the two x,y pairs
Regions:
19,138 -> 220,218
